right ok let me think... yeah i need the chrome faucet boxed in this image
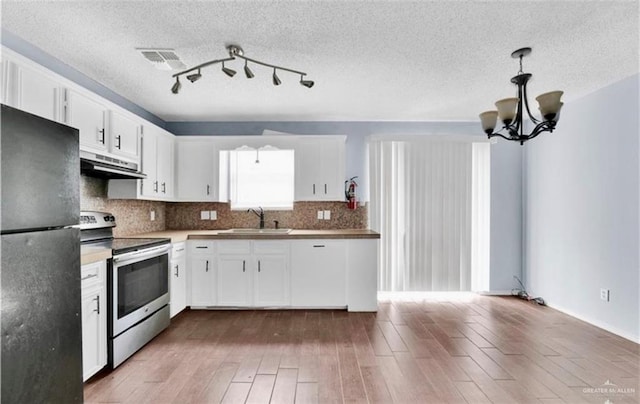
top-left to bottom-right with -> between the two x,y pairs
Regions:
248,207 -> 265,229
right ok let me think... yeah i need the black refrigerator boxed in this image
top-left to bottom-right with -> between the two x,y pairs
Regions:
1,104 -> 83,403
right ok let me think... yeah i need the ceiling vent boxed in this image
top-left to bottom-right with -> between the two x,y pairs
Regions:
137,49 -> 186,71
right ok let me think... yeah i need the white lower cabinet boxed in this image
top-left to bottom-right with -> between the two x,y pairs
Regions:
170,242 -> 187,317
216,240 -> 289,307
290,240 -> 347,307
186,237 -> 377,312
81,260 -> 107,381
188,241 -> 216,306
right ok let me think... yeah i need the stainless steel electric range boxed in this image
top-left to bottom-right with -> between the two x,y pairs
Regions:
79,211 -> 171,368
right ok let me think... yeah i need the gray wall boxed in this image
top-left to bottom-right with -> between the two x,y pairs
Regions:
524,74 -> 639,342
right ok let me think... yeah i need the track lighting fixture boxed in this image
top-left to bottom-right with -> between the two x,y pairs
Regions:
272,68 -> 281,86
244,60 -> 254,79
171,77 -> 181,94
186,69 -> 201,83
299,74 -> 314,88
221,61 -> 236,77
170,44 -> 314,93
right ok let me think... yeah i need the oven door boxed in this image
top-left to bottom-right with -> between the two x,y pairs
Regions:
111,244 -> 170,337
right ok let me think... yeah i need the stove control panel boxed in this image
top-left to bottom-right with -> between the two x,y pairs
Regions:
79,211 -> 116,229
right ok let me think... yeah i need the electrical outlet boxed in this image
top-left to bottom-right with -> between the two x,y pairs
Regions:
317,210 -> 324,220
200,211 -> 210,220
600,288 -> 610,302
210,210 -> 217,220
150,210 -> 156,221
323,210 -> 331,220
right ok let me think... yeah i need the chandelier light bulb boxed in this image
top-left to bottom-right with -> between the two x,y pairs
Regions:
479,111 -> 499,134
299,74 -> 314,88
186,69 -> 201,83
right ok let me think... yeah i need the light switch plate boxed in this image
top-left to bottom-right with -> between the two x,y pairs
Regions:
150,210 -> 156,221
200,211 -> 210,220
317,210 -> 324,220
323,210 -> 331,220
210,210 -> 217,220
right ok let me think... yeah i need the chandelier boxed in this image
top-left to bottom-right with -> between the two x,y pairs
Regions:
170,44 -> 314,94
479,47 -> 563,145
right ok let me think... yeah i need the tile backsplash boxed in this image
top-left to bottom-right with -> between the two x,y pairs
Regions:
166,201 -> 368,230
81,175 -> 368,235
80,176 -> 166,236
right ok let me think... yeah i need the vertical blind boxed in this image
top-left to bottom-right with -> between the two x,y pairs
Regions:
370,138 -> 490,292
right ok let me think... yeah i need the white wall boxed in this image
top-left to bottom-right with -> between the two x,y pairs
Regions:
525,74 -> 639,342
490,142 -> 523,292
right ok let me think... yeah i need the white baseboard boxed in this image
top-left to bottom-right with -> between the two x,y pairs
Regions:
476,290 -> 514,296
544,301 -> 640,344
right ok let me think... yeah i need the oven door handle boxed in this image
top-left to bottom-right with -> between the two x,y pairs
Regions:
113,244 -> 171,264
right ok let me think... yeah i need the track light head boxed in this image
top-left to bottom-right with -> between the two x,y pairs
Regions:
272,69 -> 281,86
186,69 -> 202,83
222,61 -> 236,77
299,75 -> 314,88
171,77 -> 181,94
244,61 -> 254,79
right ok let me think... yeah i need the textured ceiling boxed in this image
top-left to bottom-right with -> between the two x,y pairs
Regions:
1,1 -> 638,122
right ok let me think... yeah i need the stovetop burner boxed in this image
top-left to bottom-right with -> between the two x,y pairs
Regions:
79,211 -> 170,255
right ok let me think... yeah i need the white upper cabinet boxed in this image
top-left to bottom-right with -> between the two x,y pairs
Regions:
108,109 -> 141,161
295,136 -> 346,201
1,56 -> 62,122
67,89 -> 108,152
108,124 -> 174,201
13,61 -> 62,122
176,138 -> 223,202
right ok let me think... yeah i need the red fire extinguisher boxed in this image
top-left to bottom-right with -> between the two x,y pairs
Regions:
345,176 -> 358,210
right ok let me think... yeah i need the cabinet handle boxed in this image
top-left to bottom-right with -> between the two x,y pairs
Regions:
98,128 -> 105,144
258,260 -> 261,273
195,246 -> 208,249
205,260 -> 209,272
174,264 -> 179,277
324,184 -> 327,194
313,245 -> 325,248
81,273 -> 98,281
312,184 -> 316,195
93,295 -> 100,315
115,135 -> 122,149
242,260 -> 246,272
162,182 -> 166,193
153,181 -> 158,192
207,184 -> 211,195
175,248 -> 185,252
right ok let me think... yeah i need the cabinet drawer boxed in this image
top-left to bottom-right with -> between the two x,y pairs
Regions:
188,240 -> 216,255
218,240 -> 251,254
253,240 -> 289,255
172,242 -> 186,258
81,261 -> 104,288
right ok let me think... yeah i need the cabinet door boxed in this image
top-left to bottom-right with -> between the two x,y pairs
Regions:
318,139 -> 346,200
176,140 -> 217,201
157,132 -> 174,198
15,63 -> 61,122
81,287 -> 106,381
190,256 -> 215,306
170,255 -> 187,317
254,254 -> 289,306
140,126 -> 158,197
294,137 -> 346,201
290,240 -> 346,307
109,110 -> 140,161
67,89 -> 107,151
217,255 -> 252,306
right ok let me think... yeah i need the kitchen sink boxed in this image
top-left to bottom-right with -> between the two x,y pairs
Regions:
222,228 -> 293,234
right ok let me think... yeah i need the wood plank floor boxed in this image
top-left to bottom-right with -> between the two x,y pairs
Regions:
84,295 -> 639,403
